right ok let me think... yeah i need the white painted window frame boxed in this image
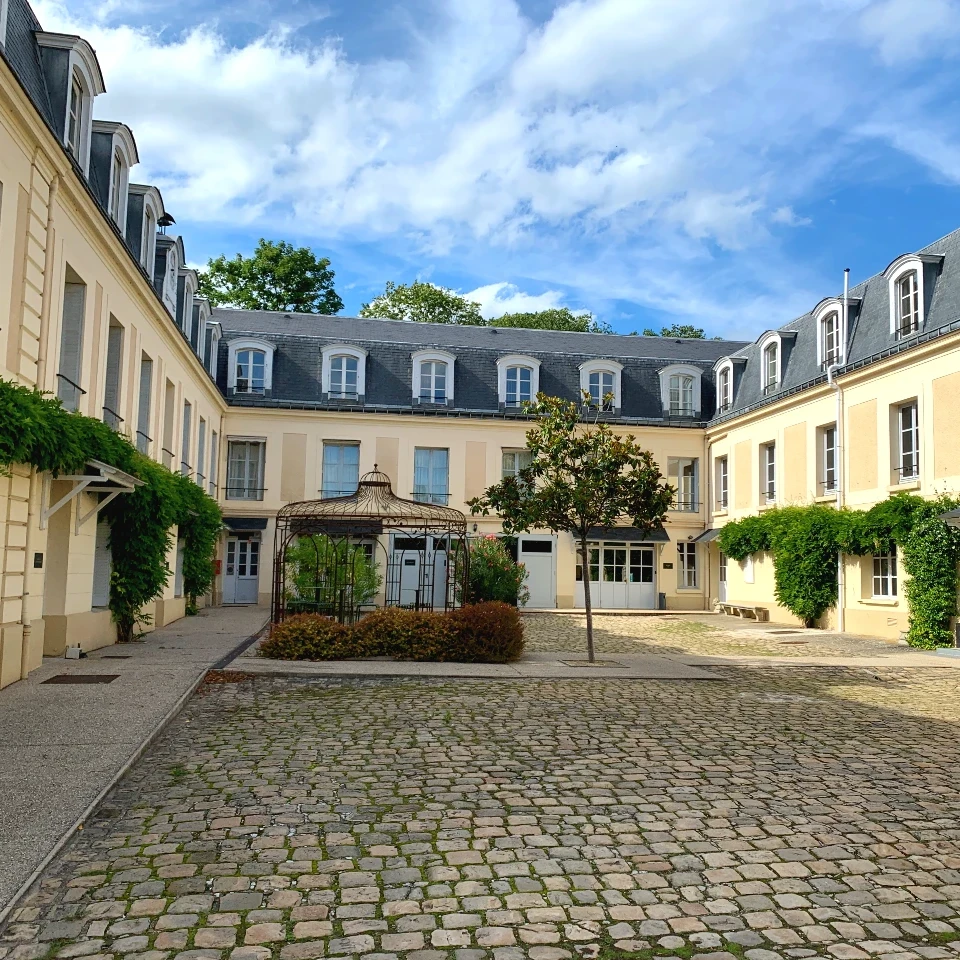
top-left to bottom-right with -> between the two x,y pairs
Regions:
872,551 -> 898,598
814,299 -> 844,368
761,442 -> 777,504
227,337 -> 275,392
321,344 -> 367,398
496,354 -> 541,406
677,542 -> 698,589
411,349 -> 456,403
716,360 -> 733,414
658,363 -> 701,417
897,400 -> 920,481
579,359 -> 623,410
715,455 -> 729,510
758,333 -> 781,395
885,255 -> 926,338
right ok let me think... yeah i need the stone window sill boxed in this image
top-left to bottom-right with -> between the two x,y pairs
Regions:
859,598 -> 899,607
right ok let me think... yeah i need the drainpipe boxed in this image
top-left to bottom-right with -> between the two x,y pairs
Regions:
826,266 -> 849,634
20,173 -> 60,680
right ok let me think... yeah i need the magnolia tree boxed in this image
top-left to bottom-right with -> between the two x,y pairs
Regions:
469,394 -> 673,662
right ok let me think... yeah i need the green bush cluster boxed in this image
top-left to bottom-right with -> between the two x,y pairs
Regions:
0,377 -> 222,640
466,536 -> 529,606
717,493 -> 960,646
259,602 -> 526,663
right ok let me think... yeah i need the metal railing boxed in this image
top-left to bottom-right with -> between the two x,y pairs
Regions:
412,490 -> 451,505
56,373 -> 86,411
102,406 -> 124,431
136,430 -> 152,455
224,485 -> 266,501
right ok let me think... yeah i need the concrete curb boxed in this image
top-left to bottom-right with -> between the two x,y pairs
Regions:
0,616 -> 269,934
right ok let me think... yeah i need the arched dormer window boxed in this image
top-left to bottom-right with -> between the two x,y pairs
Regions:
715,360 -> 733,414
814,301 -> 842,369
321,344 -> 367,400
37,34 -> 105,175
93,122 -> 138,232
759,334 -> 781,396
227,338 -> 274,394
884,253 -> 942,339
412,350 -> 455,404
579,359 -> 622,411
177,268 -> 198,340
496,354 -> 541,407
658,364 -> 702,418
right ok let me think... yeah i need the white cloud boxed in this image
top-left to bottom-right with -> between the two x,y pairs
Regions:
28,0 -> 960,336
464,282 -> 570,318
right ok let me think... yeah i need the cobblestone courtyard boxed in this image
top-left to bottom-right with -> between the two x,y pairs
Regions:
3,632 -> 960,960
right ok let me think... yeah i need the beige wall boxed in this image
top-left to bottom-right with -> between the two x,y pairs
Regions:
0,56 -> 226,685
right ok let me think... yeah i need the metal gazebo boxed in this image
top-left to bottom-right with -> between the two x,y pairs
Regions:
271,467 -> 469,625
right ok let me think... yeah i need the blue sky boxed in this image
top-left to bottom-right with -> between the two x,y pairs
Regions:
36,0 -> 960,338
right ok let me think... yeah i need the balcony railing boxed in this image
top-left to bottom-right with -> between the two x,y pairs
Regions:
103,406 -> 124,431
136,430 -> 152,455
56,373 -> 86,412
412,490 -> 451,505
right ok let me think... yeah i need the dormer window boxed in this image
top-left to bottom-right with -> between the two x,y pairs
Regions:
497,355 -> 541,407
717,365 -> 732,414
236,350 -> 264,393
658,364 -> 702,418
580,360 -> 622,411
821,311 -> 840,366
110,150 -> 123,219
896,271 -> 919,337
762,340 -> 779,395
67,73 -> 83,157
332,355 -> 359,398
412,350 -> 455,404
321,344 -> 367,400
227,338 -> 274,394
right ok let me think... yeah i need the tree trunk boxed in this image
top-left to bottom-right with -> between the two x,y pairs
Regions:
580,537 -> 595,663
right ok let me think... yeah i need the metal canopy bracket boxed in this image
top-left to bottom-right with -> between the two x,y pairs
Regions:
39,459 -> 144,534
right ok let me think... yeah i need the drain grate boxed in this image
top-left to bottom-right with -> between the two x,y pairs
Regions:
100,655 -> 131,659
42,674 -> 119,684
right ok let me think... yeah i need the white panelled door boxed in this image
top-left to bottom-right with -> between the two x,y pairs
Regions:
518,536 -> 556,609
223,535 -> 261,604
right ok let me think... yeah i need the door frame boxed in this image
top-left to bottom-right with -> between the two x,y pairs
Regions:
517,534 -> 557,609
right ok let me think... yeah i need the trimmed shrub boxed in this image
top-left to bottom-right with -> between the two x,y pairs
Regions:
467,536 -> 529,606
259,602 -> 525,663
446,602 -> 525,663
259,615 -> 355,661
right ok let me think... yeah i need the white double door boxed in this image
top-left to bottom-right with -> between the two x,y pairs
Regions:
223,535 -> 261,604
575,542 -> 657,609
390,534 -> 449,608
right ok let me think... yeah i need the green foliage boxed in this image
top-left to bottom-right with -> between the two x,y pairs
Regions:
284,535 -> 381,614
260,602 -> 525,663
717,493 -> 960,643
640,324 -> 707,338
469,393 -> 673,660
0,378 -> 222,642
359,281 -> 485,325
467,536 -> 529,606
199,238 -> 343,314
490,307 -> 612,334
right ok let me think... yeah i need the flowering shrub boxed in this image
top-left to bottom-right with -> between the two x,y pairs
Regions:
468,536 -> 529,606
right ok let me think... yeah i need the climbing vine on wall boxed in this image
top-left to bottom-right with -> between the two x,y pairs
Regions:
0,378 -> 222,642
717,493 -> 960,647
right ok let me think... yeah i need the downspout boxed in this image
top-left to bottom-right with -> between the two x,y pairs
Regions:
20,172 -> 60,680
825,266 -> 849,634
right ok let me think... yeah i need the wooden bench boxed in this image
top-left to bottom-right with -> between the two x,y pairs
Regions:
719,602 -> 769,622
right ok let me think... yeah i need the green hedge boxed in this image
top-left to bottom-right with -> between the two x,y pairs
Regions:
0,377 -> 222,640
259,602 -> 525,663
717,493 -> 960,646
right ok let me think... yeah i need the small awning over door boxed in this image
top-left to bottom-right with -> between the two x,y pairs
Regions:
692,528 -> 721,543
223,517 -> 268,531
585,522 -> 669,542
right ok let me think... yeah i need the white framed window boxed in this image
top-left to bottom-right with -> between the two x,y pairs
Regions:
177,269 -> 197,340
497,355 -> 541,407
67,72 -> 84,159
872,551 -> 898,598
131,184 -> 164,272
226,439 -> 265,501
884,254 -> 939,338
321,344 -> 367,399
669,457 -> 698,511
227,338 -> 274,393
95,123 -> 138,233
209,431 -> 219,496
677,542 -> 697,588
196,419 -> 206,488
136,353 -> 152,455
761,442 -> 776,504
717,363 -> 732,414
759,336 -> 780,395
580,359 -> 622,411
659,364 -> 701,417
821,424 -> 837,494
502,449 -> 533,479
180,400 -> 192,477
322,442 -> 360,498
57,267 -> 86,412
898,401 -> 919,481
110,149 -> 123,220
715,456 -> 729,510
411,350 -> 455,404
820,311 -> 840,368
413,447 -> 449,504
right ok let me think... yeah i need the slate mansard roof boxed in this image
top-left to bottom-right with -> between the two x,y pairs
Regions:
713,227 -> 960,421
213,310 -> 747,424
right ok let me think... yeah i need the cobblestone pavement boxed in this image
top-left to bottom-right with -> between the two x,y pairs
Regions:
4,664 -> 960,960
521,615 -> 908,660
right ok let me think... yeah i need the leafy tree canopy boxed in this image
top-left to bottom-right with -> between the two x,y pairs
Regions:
640,323 -> 707,338
490,307 -> 613,334
469,394 -> 673,661
359,281 -> 485,325
198,239 -> 343,315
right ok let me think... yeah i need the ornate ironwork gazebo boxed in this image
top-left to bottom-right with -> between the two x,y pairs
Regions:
271,467 -> 469,625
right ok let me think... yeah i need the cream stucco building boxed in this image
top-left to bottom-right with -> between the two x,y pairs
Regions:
1,0 -> 959,690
